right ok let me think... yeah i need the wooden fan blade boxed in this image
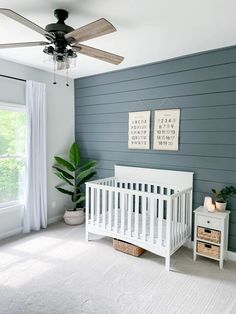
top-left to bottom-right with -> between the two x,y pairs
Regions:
0,8 -> 54,41
0,41 -> 49,49
73,44 -> 124,65
65,18 -> 116,43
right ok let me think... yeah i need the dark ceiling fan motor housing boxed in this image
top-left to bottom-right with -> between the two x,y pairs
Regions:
45,9 -> 74,35
44,9 -> 76,62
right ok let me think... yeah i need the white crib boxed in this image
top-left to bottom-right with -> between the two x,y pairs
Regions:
85,165 -> 193,270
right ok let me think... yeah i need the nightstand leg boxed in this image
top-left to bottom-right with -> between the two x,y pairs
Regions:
220,260 -> 223,269
193,251 -> 197,261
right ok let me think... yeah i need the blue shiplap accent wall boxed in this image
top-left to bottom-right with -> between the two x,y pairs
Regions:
75,46 -> 236,252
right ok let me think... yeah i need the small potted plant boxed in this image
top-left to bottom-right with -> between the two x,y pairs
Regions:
211,185 -> 236,211
53,142 -> 96,225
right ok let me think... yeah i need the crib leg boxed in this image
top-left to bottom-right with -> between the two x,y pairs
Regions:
165,255 -> 170,271
86,230 -> 90,242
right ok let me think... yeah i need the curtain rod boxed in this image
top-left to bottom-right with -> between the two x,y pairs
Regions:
0,74 -> 26,82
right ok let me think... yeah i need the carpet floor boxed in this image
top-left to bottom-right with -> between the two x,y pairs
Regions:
0,222 -> 235,314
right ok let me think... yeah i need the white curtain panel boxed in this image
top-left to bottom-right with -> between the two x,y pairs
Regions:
23,80 -> 47,233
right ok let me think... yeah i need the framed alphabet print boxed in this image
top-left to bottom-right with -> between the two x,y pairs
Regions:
153,109 -> 180,151
128,111 -> 150,149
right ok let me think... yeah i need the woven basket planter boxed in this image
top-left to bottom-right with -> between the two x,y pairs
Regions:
113,239 -> 145,257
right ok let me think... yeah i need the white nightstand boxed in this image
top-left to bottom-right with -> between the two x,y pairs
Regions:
193,206 -> 230,269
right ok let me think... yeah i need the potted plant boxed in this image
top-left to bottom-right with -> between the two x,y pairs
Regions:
211,185 -> 236,211
53,142 -> 96,225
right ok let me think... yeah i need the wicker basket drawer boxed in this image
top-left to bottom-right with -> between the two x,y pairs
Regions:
197,241 -> 220,259
197,227 -> 221,244
113,239 -> 145,257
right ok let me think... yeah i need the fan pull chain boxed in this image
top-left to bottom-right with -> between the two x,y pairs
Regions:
66,69 -> 69,87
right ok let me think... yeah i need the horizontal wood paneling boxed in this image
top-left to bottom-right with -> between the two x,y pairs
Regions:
76,131 -> 236,145
76,141 -> 235,159
75,119 -> 236,132
76,46 -> 236,88
76,63 -> 236,98
76,77 -> 236,106
75,46 -> 236,252
76,104 -> 236,121
75,92 -> 236,114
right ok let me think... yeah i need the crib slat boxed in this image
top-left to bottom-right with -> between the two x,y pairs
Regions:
176,197 -> 180,246
96,188 -> 100,227
165,198 -> 172,271
128,193 -> 132,237
102,189 -> 106,229
177,196 -> 181,244
172,198 -> 176,248
187,192 -> 191,235
160,186 -> 164,195
189,190 -> 193,236
149,198 -> 155,244
91,187 -> 94,226
171,199 -> 174,251
121,192 -> 125,234
181,193 -> 185,240
108,190 -> 112,231
180,195 -> 184,242
85,185 -> 89,240
142,196 -> 146,241
141,183 -> 145,192
134,194 -> 139,238
114,191 -> 118,232
174,197 -> 178,247
158,197 -> 163,246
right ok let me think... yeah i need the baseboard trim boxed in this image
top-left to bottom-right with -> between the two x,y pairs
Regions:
0,215 -> 63,242
48,215 -> 63,225
227,250 -> 236,261
0,227 -> 22,241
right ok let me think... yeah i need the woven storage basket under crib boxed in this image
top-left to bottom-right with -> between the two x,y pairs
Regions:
113,239 -> 145,257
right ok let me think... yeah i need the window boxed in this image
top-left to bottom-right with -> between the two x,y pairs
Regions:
0,103 -> 27,207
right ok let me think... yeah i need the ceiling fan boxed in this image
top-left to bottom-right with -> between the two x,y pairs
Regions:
0,8 -> 124,72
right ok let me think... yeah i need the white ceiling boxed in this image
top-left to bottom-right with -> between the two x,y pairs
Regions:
0,0 -> 236,78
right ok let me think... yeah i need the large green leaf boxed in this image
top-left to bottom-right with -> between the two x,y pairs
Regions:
75,196 -> 86,205
76,168 -> 94,182
55,172 -> 74,186
54,156 -> 75,171
53,166 -> 74,180
79,171 -> 96,185
76,192 -> 85,198
80,160 -> 96,172
69,143 -> 80,167
55,186 -> 73,196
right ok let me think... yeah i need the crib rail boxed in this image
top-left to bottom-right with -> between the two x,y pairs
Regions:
86,177 -> 192,259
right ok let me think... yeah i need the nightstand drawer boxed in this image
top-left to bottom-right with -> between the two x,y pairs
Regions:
197,226 -> 221,244
196,215 -> 221,230
197,241 -> 220,259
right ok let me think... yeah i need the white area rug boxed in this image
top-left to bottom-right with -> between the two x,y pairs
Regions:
0,222 -> 235,314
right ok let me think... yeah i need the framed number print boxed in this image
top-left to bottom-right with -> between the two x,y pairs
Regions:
128,111 -> 150,149
153,109 -> 180,151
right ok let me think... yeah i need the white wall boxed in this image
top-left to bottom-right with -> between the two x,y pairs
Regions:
0,58 -> 75,239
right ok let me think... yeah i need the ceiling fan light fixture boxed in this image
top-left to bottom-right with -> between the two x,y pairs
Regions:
43,44 -> 77,70
43,45 -> 54,55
